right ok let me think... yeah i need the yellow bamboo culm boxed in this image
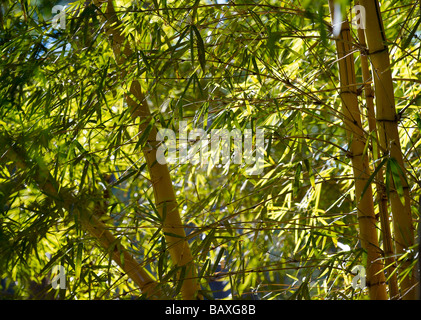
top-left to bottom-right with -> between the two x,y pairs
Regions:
328,0 -> 387,300
359,0 -> 417,300
356,16 -> 399,299
94,0 -> 201,300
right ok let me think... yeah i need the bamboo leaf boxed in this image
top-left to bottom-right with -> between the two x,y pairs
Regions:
134,121 -> 154,151
293,162 -> 302,198
385,158 -> 391,199
78,160 -> 90,193
174,266 -> 187,296
199,259 -> 211,279
416,114 -> 421,131
163,232 -> 186,239
191,25 -> 206,72
304,159 -> 315,189
190,26 -> 195,65
211,247 -> 225,274
111,169 -> 137,187
75,242 -> 83,279
389,157 -> 407,206
402,16 -> 421,49
359,157 -> 388,201
251,56 -> 262,84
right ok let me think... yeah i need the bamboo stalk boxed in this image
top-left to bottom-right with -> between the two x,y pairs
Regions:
92,0 -> 201,300
328,1 -> 387,300
4,143 -> 163,299
356,21 -> 399,299
359,0 -> 417,300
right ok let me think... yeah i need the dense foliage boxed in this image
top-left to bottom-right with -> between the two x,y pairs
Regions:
0,0 -> 420,300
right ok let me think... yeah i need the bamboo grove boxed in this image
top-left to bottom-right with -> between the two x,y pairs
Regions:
0,0 -> 420,300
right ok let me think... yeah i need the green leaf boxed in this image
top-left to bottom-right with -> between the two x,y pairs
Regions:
174,266 -> 187,295
78,160 -> 90,193
198,259 -> 211,279
402,16 -> 421,49
163,232 -> 186,239
111,169 -> 137,187
190,26 -> 195,65
211,247 -> 226,275
359,157 -> 387,201
293,162 -> 302,198
75,242 -> 83,279
389,157 -> 407,206
191,25 -> 206,72
134,121 -> 155,151
174,74 -> 195,118
251,56 -> 262,84
304,159 -> 315,189
385,158 -> 391,199
416,114 -> 421,131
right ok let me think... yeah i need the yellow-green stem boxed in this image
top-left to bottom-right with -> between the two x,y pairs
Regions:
329,1 -> 387,300
5,144 -> 163,299
93,0 -> 201,299
359,0 -> 417,299
357,19 -> 399,299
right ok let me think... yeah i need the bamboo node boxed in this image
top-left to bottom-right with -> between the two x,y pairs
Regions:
368,47 -> 388,56
366,280 -> 386,288
357,215 -> 377,220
